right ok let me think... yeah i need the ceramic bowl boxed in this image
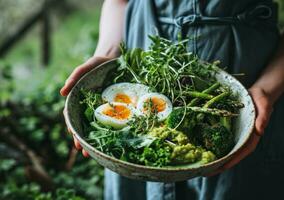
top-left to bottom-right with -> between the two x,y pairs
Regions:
64,59 -> 255,182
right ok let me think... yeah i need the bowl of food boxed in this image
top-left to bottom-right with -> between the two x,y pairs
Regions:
64,36 -> 255,182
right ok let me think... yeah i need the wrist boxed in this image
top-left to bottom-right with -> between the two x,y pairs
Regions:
94,44 -> 120,58
250,81 -> 282,104
249,86 -> 274,105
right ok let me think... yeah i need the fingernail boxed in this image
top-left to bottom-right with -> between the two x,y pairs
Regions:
60,87 -> 66,96
74,139 -> 82,150
82,149 -> 89,157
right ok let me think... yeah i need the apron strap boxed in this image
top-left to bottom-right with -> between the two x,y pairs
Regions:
158,3 -> 277,28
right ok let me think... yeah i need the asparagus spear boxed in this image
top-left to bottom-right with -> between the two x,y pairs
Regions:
220,116 -> 232,131
184,91 -> 214,99
187,106 -> 238,117
203,91 -> 230,108
188,83 -> 220,106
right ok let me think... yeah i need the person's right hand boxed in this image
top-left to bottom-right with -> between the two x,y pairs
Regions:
61,56 -> 113,157
60,56 -> 112,96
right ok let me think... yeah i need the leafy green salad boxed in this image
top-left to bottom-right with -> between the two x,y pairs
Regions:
80,36 -> 244,167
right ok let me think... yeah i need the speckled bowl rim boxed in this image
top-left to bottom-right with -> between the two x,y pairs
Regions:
65,58 -> 256,172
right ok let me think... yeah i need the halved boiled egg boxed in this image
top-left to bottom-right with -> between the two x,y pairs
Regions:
137,93 -> 173,121
94,102 -> 137,129
102,83 -> 150,106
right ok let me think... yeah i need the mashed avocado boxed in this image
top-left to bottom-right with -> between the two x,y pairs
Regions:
148,126 -> 216,164
201,151 -> 216,164
171,144 -> 203,164
171,144 -> 215,164
148,126 -> 189,145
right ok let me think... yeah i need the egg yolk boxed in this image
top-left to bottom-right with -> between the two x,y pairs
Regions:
144,97 -> 166,113
114,93 -> 132,104
103,104 -> 131,120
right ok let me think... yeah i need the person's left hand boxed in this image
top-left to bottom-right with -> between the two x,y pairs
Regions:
204,87 -> 274,176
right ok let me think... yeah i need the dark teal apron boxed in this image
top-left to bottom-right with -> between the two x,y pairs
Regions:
105,1 -> 284,200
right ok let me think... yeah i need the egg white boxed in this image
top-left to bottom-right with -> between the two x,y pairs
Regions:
101,82 -> 150,106
136,93 -> 173,121
94,102 -> 137,129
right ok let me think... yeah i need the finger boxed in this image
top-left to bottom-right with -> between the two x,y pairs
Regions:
255,115 -> 268,136
255,99 -> 273,136
60,56 -> 111,96
73,137 -> 82,150
82,149 -> 89,157
249,88 -> 273,136
221,134 -> 260,170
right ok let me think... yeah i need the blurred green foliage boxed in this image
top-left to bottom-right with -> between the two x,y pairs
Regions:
0,4 -> 103,200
